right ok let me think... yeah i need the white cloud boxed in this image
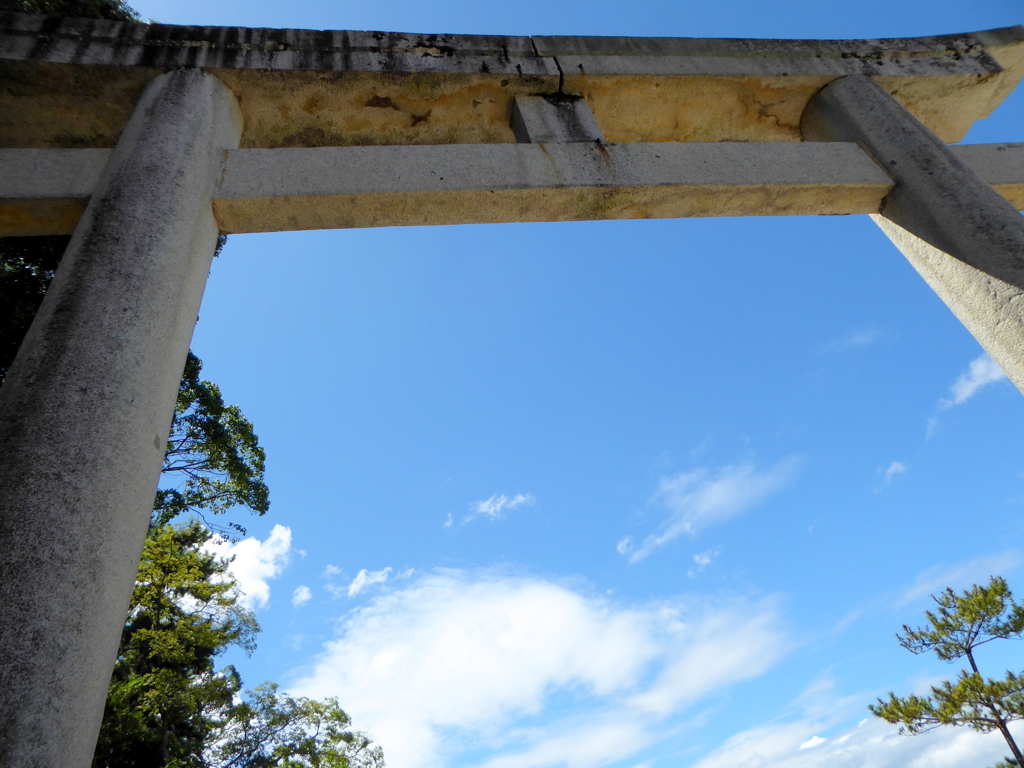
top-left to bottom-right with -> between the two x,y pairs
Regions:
288,570 -> 787,768
883,462 -> 906,484
616,537 -> 633,556
292,585 -> 312,607
896,551 -> 1022,607
694,551 -> 716,569
348,567 -> 393,597
444,513 -> 453,529
875,461 -> 907,492
466,493 -> 535,522
798,735 -> 826,750
692,667 -> 1024,768
628,457 -> 803,562
323,564 -> 343,578
688,549 -> 720,577
694,711 -> 1023,768
204,524 -> 292,610
939,354 -> 1007,409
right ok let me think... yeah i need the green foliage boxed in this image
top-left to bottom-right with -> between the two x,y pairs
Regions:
895,576 -> 1024,663
93,523 -> 259,768
156,351 -> 269,535
870,577 -> 1024,765
0,235 -> 67,384
0,0 -> 140,20
92,525 -> 384,768
210,684 -> 385,768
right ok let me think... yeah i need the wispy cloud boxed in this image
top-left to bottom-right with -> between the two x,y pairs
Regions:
896,551 -> 1022,607
830,551 -> 1023,635
203,525 -> 292,610
816,329 -> 882,354
347,567 -> 393,597
694,701 -> 1024,768
883,462 -> 906,484
627,457 -> 803,563
289,570 -> 788,768
875,461 -> 907,492
444,512 -> 453,529
466,493 -> 535,523
292,585 -> 312,607
688,548 -> 721,578
939,354 -> 1007,409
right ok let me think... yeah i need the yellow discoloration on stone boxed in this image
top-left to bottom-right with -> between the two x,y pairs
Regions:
570,71 -> 1018,145
213,69 -> 555,148
0,198 -> 86,236
3,25 -> 1024,149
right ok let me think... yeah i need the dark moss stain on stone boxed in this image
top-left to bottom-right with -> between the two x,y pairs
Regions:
411,110 -> 431,126
365,94 -> 400,110
279,125 -> 332,147
302,94 -> 322,114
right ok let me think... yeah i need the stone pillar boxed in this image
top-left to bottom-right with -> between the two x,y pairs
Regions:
802,74 -> 1024,393
0,70 -> 242,767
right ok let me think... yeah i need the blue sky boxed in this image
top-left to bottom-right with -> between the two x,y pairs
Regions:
132,0 -> 1024,766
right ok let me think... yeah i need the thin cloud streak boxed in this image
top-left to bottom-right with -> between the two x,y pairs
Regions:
883,462 -> 906,485
816,329 -> 882,354
348,566 -> 393,597
628,457 -> 803,563
939,354 -> 1007,409
466,493 -> 536,523
896,551 -> 1022,607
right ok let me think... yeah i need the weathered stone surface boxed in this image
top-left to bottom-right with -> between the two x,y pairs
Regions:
11,141 -> 1024,236
0,147 -> 108,234
1,13 -> 1021,149
803,74 -> 1024,394
0,69 -> 242,767
511,94 -> 605,143
1,140 -> 893,234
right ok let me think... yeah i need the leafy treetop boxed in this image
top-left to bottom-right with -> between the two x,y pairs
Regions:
870,577 -> 1024,767
0,0 -> 139,19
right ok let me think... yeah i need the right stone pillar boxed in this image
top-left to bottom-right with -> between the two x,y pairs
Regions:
802,74 -> 1024,393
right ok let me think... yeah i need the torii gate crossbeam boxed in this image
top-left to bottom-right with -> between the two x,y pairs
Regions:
2,13 -> 1024,765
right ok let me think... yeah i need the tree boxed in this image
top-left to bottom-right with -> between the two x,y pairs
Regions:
210,683 -> 385,768
92,523 -> 385,768
92,523 -> 258,768
0,235 -> 68,383
157,349 -> 269,536
0,0 -> 139,20
869,576 -> 1024,766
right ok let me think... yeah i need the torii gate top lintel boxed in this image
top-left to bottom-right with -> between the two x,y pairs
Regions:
2,12 -> 1024,151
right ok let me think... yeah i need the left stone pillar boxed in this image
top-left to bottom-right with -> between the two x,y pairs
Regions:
0,69 -> 242,767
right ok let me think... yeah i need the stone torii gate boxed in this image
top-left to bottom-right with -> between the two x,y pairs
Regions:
3,12 -> 1024,765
